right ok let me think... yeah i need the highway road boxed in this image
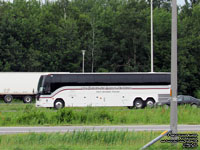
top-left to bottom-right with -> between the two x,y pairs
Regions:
0,125 -> 199,134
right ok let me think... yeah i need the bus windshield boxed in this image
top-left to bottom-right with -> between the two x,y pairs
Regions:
37,75 -> 52,94
37,76 -> 44,93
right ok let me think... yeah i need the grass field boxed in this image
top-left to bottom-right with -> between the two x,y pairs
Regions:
0,103 -> 200,126
0,103 -> 199,150
0,131 -> 199,150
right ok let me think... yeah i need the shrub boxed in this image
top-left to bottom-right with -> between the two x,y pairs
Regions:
17,110 -> 48,125
55,108 -> 75,123
194,89 -> 200,98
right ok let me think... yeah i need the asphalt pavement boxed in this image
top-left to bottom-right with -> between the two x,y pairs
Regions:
0,125 -> 199,134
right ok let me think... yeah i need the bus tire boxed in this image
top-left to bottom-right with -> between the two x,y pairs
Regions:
54,99 -> 64,109
134,98 -> 144,109
4,95 -> 13,103
23,96 -> 32,103
146,98 -> 155,108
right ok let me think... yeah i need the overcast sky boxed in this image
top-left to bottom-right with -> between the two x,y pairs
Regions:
177,0 -> 185,6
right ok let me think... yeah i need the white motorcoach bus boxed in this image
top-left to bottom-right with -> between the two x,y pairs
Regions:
36,72 -> 171,109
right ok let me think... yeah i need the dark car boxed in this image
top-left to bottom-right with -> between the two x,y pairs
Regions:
157,95 -> 200,108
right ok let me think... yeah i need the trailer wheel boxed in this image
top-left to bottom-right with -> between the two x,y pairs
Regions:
54,99 -> 64,109
23,96 -> 32,103
134,98 -> 144,109
4,95 -> 13,103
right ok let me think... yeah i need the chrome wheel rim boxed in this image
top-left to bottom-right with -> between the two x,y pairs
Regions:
55,102 -> 63,109
147,101 -> 154,107
135,102 -> 142,108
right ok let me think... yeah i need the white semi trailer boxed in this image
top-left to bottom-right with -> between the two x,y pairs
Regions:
0,72 -> 59,103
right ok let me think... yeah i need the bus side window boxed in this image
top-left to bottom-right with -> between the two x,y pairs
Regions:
44,83 -> 51,94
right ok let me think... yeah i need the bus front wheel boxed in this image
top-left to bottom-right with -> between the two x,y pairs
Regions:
54,99 -> 64,109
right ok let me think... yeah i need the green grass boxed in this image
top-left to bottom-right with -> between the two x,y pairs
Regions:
0,131 -> 199,150
0,103 -> 199,149
0,103 -> 200,126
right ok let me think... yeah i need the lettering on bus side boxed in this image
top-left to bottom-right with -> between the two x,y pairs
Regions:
96,91 -> 120,93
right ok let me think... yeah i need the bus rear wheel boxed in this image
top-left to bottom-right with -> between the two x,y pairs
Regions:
54,99 -> 64,109
146,98 -> 155,108
134,98 -> 144,109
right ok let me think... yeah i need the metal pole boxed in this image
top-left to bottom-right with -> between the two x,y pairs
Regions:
170,0 -> 178,135
151,0 -> 154,72
82,50 -> 86,73
141,130 -> 172,150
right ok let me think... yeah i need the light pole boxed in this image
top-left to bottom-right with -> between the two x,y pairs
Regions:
151,0 -> 154,72
82,50 -> 86,73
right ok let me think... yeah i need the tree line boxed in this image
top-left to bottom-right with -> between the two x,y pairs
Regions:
0,0 -> 200,96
